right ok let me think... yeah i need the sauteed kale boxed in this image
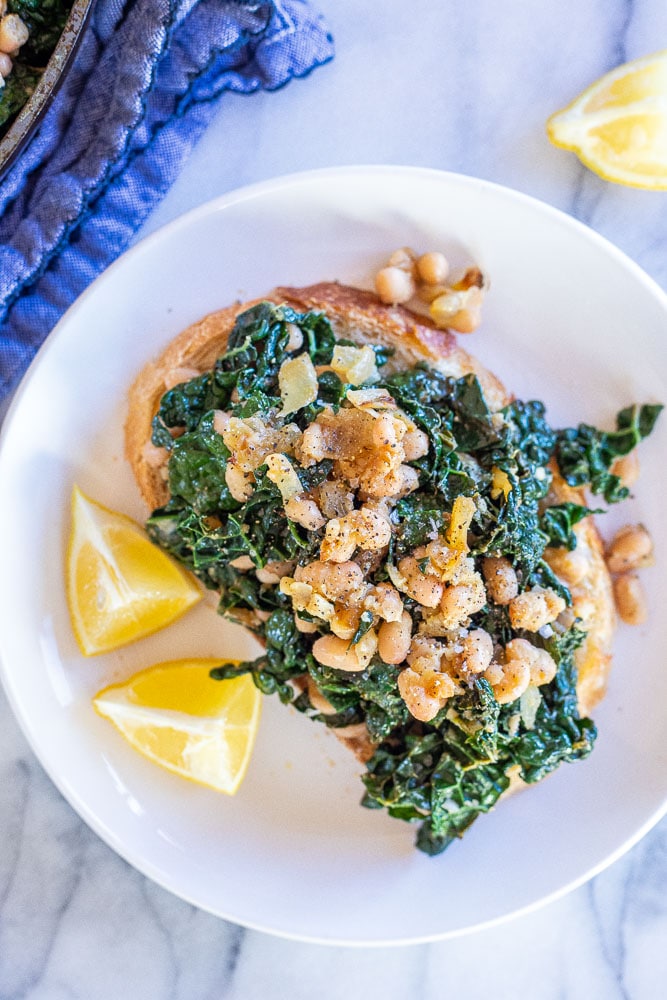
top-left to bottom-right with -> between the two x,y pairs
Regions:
146,302 -> 661,854
0,1 -> 73,133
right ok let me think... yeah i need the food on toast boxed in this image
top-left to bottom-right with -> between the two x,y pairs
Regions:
125,279 -> 661,854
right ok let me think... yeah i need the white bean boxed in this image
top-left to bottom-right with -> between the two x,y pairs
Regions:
613,573 -> 648,625
295,614 -> 318,634
397,556 -> 444,608
225,463 -> 254,502
285,323 -> 304,352
0,15 -> 29,55
375,266 -> 415,305
312,631 -> 377,672
256,566 -> 281,584
296,559 -> 365,602
397,665 -> 457,722
378,611 -> 413,665
509,588 -> 565,632
484,658 -> 530,705
611,451 -> 640,488
504,638 -> 557,687
606,524 -> 653,574
481,555 -> 518,605
402,427 -> 429,460
230,555 -> 253,571
454,628 -> 494,676
387,246 -> 417,273
284,495 -> 326,530
439,575 -> 487,628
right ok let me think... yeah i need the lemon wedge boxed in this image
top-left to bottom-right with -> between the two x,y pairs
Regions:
93,660 -> 261,793
67,485 -> 200,655
547,49 -> 667,189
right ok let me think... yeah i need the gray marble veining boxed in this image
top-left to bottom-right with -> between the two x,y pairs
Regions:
2,1 -> 667,997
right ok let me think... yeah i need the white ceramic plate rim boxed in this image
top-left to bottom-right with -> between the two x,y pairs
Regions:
1,165 -> 667,946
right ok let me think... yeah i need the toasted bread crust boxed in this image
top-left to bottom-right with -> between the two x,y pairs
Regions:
126,283 -> 512,510
274,283 -> 510,411
126,298 -> 270,510
544,472 -> 615,716
125,282 -> 615,762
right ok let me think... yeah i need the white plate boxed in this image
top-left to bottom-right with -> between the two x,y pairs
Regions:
1,167 -> 666,946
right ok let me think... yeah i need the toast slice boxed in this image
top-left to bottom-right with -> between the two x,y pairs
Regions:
125,282 -> 614,765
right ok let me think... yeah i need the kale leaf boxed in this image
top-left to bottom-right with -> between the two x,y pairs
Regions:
512,627 -> 595,783
539,502 -> 599,551
392,493 -> 448,556
309,658 -> 409,742
152,303 -> 337,442
555,403 -> 663,503
361,679 -> 513,856
166,412 -> 235,514
148,305 -> 334,618
362,631 -> 596,854
211,609 -> 311,703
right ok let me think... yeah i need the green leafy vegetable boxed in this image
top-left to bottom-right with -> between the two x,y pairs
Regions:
555,403 -> 663,503
540,502 -> 600,551
393,493 -> 448,556
212,609 -> 311,703
309,657 -> 410,742
1,2 -> 73,134
144,300 -> 662,856
363,626 -> 595,853
349,610 -> 375,646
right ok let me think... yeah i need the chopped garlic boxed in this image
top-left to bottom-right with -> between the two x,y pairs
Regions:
279,577 -> 313,610
346,387 -> 397,414
386,562 -> 408,593
306,592 -> 335,621
265,453 -> 303,502
519,685 -> 542,730
331,344 -> 379,386
278,353 -> 318,415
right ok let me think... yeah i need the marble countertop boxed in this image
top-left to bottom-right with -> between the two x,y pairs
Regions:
2,1 -> 667,997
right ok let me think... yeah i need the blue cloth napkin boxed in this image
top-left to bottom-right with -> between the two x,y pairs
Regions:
0,0 -> 333,404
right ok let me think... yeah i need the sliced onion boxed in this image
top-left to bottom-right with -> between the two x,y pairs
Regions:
346,387 -> 397,413
386,563 -> 408,593
278,353 -> 318,415
331,344 -> 379,386
519,685 -> 542,730
265,453 -> 303,501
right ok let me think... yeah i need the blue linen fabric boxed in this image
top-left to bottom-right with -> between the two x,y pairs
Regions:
0,0 -> 333,403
